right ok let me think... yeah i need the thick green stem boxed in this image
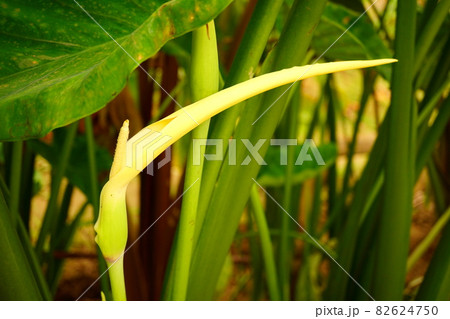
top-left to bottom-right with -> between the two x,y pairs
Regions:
0,169 -> 9,201
196,0 -> 285,241
279,93 -> 298,300
108,257 -> 126,301
417,78 -> 450,126
407,207 -> 450,271
416,96 -> 450,176
0,188 -> 43,300
373,0 -> 416,300
325,78 -> 338,232
326,113 -> 388,300
188,0 -> 328,300
171,21 -> 219,301
342,71 -> 376,197
85,116 -> 112,300
85,116 -> 99,214
414,0 -> 450,75
8,141 -> 23,226
250,185 -> 280,300
18,144 -> 35,226
328,94 -> 449,299
16,219 -> 52,300
427,160 -> 446,214
35,123 -> 78,258
416,221 -> 450,300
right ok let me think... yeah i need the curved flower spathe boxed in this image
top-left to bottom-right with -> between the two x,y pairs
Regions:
94,58 -> 397,300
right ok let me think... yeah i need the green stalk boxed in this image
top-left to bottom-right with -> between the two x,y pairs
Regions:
250,185 -> 280,300
279,94 -> 298,300
373,0 -> 416,300
35,123 -> 78,258
298,175 -> 323,301
151,80 -> 185,123
96,181 -> 127,301
418,35 -> 450,109
247,211 -> 263,300
109,257 -> 126,301
19,144 -> 35,225
325,78 -> 338,232
326,114 -> 388,300
16,213 -> 52,300
305,93 -> 324,140
417,0 -> 437,31
417,78 -> 450,127
328,95 -> 448,299
427,160 -> 446,214
85,116 -> 112,300
407,207 -> 450,271
309,176 -> 324,236
196,0 -> 285,240
85,116 -> 99,214
416,222 -> 450,300
328,64 -> 446,300
0,188 -> 42,300
171,20 -> 219,301
347,196 -> 382,300
85,116 -> 111,299
414,35 -> 447,92
47,183 -> 74,289
0,145 -> 50,300
8,141 -> 23,225
50,201 -> 88,294
414,0 -> 450,75
328,72 -> 375,236
342,71 -> 376,197
188,0 -> 328,300
416,96 -> 450,176
0,170 -> 9,201
298,101 -> 325,301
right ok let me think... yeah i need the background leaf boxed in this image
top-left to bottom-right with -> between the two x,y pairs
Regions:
312,3 -> 393,79
257,143 -> 337,187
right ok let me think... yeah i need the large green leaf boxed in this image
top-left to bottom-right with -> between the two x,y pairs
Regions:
0,0 -> 232,141
312,3 -> 392,79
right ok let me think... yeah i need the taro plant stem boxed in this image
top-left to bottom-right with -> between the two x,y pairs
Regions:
187,0 -> 328,300
407,206 -> 450,271
95,121 -> 130,301
35,123 -> 78,259
250,185 -> 280,300
8,141 -> 23,226
279,91 -> 299,300
196,0 -> 285,240
0,190 -> 43,300
171,20 -> 219,301
372,0 -> 416,300
85,116 -> 112,300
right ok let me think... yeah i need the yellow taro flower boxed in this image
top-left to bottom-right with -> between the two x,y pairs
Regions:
94,58 -> 396,301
